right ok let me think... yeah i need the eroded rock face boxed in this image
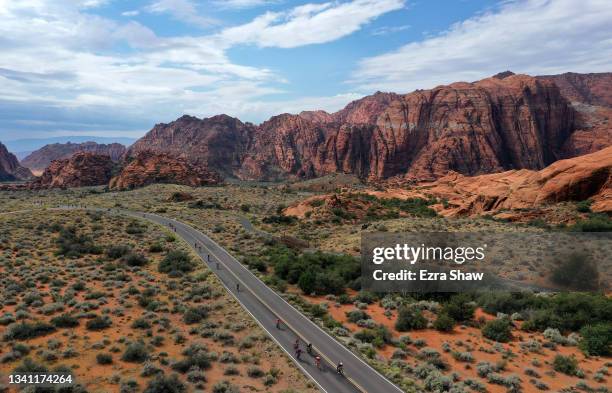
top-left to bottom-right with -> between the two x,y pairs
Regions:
21,142 -> 126,174
128,72 -> 609,182
126,115 -> 253,176
109,151 -> 221,190
0,142 -> 33,181
31,152 -> 113,189
398,146 -> 612,216
538,72 -> 612,107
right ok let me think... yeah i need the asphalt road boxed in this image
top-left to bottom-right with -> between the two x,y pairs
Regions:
124,210 -> 405,393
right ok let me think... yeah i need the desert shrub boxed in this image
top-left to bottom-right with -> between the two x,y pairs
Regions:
346,310 -> 370,323
212,381 -> 240,393
144,374 -> 185,393
266,246 -> 359,295
122,342 -> 149,363
476,362 -> 495,378
434,313 -> 455,332
247,366 -> 264,378
171,343 -> 212,373
55,226 -> 102,258
262,215 -> 296,225
158,251 -> 195,274
131,318 -> 151,329
395,307 -> 427,331
569,213 -> 612,232
553,355 -> 578,375
106,245 -> 131,259
482,318 -> 513,342
96,353 -> 113,365
452,351 -> 474,363
13,358 -> 47,373
551,252 -> 600,291
4,321 -> 56,340
50,313 -> 79,328
576,200 -> 592,213
125,222 -> 146,235
86,316 -> 112,331
443,294 -> 475,322
579,323 -> 611,356
183,306 -> 209,324
122,252 -> 148,267
149,243 -> 164,253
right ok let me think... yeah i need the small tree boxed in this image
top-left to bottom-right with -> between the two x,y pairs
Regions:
553,355 -> 578,375
434,313 -> 455,332
298,270 -> 317,294
482,318 -> 513,342
395,307 -> 427,332
580,323 -> 611,356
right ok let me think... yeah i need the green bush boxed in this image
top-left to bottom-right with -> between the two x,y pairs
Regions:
551,252 -> 600,291
159,251 -> 196,274
122,342 -> 149,363
576,200 -> 592,213
4,322 -> 56,341
433,313 -> 455,332
122,252 -> 148,267
50,314 -> 80,328
482,318 -> 513,342
149,243 -> 164,253
131,318 -> 151,329
96,353 -> 113,365
579,323 -> 611,356
569,213 -> 612,232
86,316 -> 112,331
395,307 -> 427,332
144,374 -> 185,393
183,306 -> 209,324
106,244 -> 131,259
553,355 -> 578,375
266,246 -> 359,296
55,226 -> 102,258
443,294 -> 475,322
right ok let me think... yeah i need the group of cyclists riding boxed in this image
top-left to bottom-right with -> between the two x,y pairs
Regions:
186,236 -> 345,378
285,325 -> 343,376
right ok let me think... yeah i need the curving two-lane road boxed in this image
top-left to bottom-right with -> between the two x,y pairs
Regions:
122,210 -> 405,393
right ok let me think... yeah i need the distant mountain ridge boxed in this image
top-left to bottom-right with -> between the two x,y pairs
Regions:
127,71 -> 611,182
4,136 -> 135,157
21,141 -> 127,173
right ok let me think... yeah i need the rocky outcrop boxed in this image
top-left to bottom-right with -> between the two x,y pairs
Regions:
537,72 -> 612,158
21,141 -> 126,174
0,142 -> 33,181
127,72 -> 610,182
126,115 -> 253,176
393,146 -> 612,216
109,151 -> 221,190
538,72 -> 612,107
30,152 -> 113,189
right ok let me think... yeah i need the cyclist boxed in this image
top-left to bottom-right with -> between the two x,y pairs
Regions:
306,343 -> 313,355
315,356 -> 321,370
275,318 -> 281,329
296,348 -> 302,360
336,362 -> 344,375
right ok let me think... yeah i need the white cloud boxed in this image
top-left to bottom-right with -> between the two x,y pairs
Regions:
0,0 -> 405,140
220,0 -> 405,48
352,0 -> 612,92
371,24 -> 410,36
121,10 -> 140,17
146,0 -> 218,27
212,0 -> 280,9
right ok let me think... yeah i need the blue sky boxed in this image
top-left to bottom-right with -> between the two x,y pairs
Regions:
0,0 -> 611,144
